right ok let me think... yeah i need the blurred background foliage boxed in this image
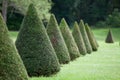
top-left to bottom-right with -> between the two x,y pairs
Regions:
0,0 -> 120,30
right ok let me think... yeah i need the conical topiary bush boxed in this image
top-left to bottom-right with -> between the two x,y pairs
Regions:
0,14 -> 29,80
105,29 -> 114,43
85,24 -> 99,47
79,20 -> 92,54
85,23 -> 98,51
72,21 -> 87,55
15,4 -> 60,76
89,27 -> 99,48
47,14 -> 70,64
59,18 -> 80,61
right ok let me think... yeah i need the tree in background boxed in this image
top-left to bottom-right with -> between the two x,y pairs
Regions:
12,0 -> 52,19
0,0 -> 52,30
51,0 -> 76,25
51,0 -> 118,26
0,0 -> 25,30
1,0 -> 120,30
95,8 -> 120,28
106,9 -> 120,28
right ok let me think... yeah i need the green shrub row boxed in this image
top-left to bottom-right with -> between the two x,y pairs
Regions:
0,3 -> 99,79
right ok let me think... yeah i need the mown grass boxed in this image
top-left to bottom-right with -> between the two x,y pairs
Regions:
93,28 -> 120,41
9,28 -> 120,80
9,31 -> 18,42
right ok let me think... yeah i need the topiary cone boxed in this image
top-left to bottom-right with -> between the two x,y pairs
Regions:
79,20 -> 92,54
0,13 -> 29,80
85,24 -> 99,47
72,21 -> 87,55
105,29 -> 114,43
47,14 -> 70,64
59,18 -> 80,61
89,27 -> 99,48
85,23 -> 99,47
15,4 -> 60,76
85,23 -> 98,51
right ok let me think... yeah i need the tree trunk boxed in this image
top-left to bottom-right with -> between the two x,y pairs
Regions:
2,0 -> 8,22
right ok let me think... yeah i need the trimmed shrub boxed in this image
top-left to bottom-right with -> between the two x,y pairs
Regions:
59,18 -> 80,61
87,25 -> 99,47
79,20 -> 92,54
72,22 -> 87,55
89,29 -> 99,48
0,13 -> 29,80
15,4 -> 60,76
85,23 -> 98,51
47,14 -> 70,64
105,29 -> 114,43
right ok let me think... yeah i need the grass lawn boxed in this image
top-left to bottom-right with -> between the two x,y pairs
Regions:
9,28 -> 120,80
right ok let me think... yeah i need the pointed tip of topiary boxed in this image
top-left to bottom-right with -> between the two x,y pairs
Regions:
74,21 -> 78,25
60,18 -> 66,24
47,14 -> 59,28
61,18 -> 66,22
73,21 -> 79,30
79,19 -> 85,26
50,14 -> 56,21
60,18 -> 68,28
24,3 -> 39,20
80,19 -> 84,23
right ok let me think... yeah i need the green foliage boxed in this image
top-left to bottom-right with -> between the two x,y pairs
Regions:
59,18 -> 80,61
72,22 -> 87,55
85,23 -> 98,51
7,12 -> 24,31
0,13 -> 29,80
94,21 -> 107,28
112,0 -> 120,8
95,9 -> 120,28
15,4 -> 60,76
11,0 -> 51,19
106,9 -> 120,28
51,0 -> 76,24
79,20 -> 92,53
0,0 -> 51,31
88,28 -> 99,48
105,29 -> 114,43
51,0 -> 114,25
47,14 -> 70,64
